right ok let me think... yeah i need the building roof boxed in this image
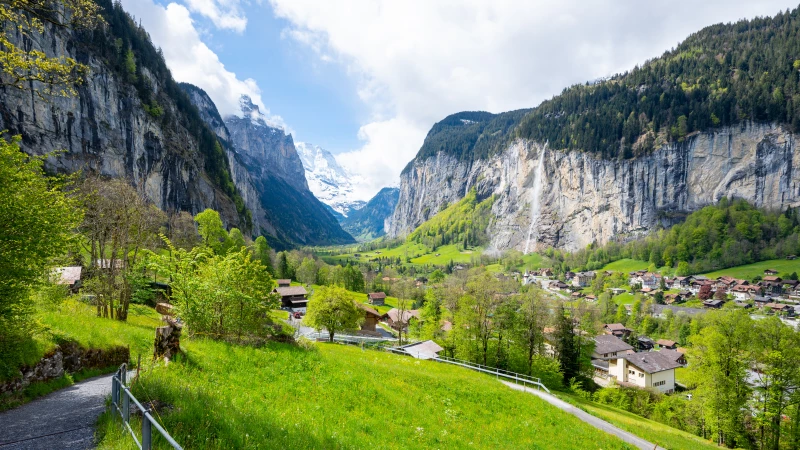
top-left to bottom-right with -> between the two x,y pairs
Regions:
53,266 -> 82,285
624,350 -> 683,374
385,308 -> 420,324
604,323 -> 630,332
274,286 -> 307,297
594,335 -> 634,355
357,303 -> 381,317
368,292 -> 387,300
656,339 -> 676,347
591,359 -> 609,370
656,349 -> 685,364
400,340 -> 443,359
276,279 -> 292,285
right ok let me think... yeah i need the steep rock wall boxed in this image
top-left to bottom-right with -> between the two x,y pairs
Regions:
389,123 -> 799,252
0,14 -> 242,226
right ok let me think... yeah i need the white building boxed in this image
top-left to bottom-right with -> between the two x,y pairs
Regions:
608,350 -> 682,394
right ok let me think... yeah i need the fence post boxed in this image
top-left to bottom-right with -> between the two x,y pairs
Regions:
142,414 -> 152,450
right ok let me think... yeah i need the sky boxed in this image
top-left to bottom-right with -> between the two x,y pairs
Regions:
119,0 -> 796,201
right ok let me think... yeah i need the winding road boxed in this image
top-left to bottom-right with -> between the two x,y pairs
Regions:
0,374 -> 114,449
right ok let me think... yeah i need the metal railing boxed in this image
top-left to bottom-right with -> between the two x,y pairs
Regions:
111,364 -> 183,450
432,354 -> 551,393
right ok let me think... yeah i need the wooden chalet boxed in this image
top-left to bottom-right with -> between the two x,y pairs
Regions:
276,279 -> 292,288
273,286 -> 308,309
367,292 -> 387,306
357,303 -> 382,332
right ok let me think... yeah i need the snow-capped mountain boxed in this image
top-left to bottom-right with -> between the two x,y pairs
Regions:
295,142 -> 366,217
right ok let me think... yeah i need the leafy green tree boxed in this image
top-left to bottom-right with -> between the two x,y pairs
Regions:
342,264 -> 365,292
277,251 -> 293,280
429,269 -> 446,284
194,209 -> 227,254
225,228 -> 246,253
515,289 -> 549,375
304,285 -> 363,342
252,236 -> 273,275
296,257 -> 318,286
554,305 -> 581,385
0,136 -> 82,377
419,290 -> 443,340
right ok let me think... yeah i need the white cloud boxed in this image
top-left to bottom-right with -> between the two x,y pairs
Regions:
119,0 -> 287,129
184,0 -> 247,33
269,0 -> 794,200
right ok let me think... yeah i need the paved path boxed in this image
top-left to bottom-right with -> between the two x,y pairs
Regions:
0,374 -> 115,449
502,381 -> 664,450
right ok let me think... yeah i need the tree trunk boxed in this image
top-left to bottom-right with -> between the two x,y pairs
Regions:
329,331 -> 334,342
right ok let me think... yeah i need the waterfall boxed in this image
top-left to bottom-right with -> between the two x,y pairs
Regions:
523,148 -> 546,254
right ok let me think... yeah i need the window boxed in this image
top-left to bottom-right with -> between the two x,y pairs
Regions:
653,380 -> 667,387
639,373 -> 644,378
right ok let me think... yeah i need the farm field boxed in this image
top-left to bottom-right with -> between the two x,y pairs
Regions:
702,259 -> 800,281
602,259 -> 650,272
96,341 -> 633,450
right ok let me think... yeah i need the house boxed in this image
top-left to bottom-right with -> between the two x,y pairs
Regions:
592,359 -> 612,385
765,269 -> 780,276
765,303 -> 792,315
367,292 -> 387,306
702,299 -> 725,309
603,323 -> 632,339
53,266 -> 82,292
761,278 -> 785,296
656,339 -> 677,350
357,303 -> 382,332
383,308 -> 421,331
585,294 -> 597,302
609,287 -> 627,295
673,276 -> 693,288
571,291 -> 584,298
653,304 -> 705,318
273,286 -> 308,309
276,279 -> 292,287
399,340 -> 443,360
753,296 -> 771,308
663,293 -> 682,305
608,350 -> 683,393
592,335 -> 634,359
541,268 -> 554,277
734,300 -> 753,309
659,348 -> 687,366
573,271 -> 595,288
636,336 -> 655,351
731,284 -> 761,300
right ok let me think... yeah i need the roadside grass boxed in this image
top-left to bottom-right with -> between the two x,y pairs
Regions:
554,392 -> 719,450
96,341 -> 632,449
702,259 -> 800,281
602,259 -> 649,272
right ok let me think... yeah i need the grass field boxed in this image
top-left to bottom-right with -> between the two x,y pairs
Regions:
555,392 -> 718,450
613,293 -> 636,305
96,341 -> 632,449
602,259 -> 649,272
702,258 -> 800,281
321,242 -> 484,267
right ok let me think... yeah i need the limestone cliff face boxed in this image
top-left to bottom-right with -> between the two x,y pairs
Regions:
389,123 -> 800,252
0,16 -> 243,227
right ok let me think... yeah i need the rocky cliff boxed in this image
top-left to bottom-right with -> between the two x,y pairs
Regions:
0,1 -> 246,228
341,187 -> 399,241
389,123 -> 800,252
181,86 -> 354,247
295,142 -> 365,216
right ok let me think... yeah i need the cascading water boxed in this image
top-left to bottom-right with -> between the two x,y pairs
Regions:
523,148 -> 546,254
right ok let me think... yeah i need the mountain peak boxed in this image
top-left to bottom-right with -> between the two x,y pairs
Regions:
295,142 -> 366,217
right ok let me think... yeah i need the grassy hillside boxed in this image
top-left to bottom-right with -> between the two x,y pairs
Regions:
97,341 -> 631,449
702,258 -> 800,281
602,259 -> 649,272
556,393 -> 719,450
408,189 -> 495,249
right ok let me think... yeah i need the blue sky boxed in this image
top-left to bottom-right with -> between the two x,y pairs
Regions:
123,0 -> 796,201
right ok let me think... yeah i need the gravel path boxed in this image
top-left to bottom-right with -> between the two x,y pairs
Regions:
0,374 -> 115,449
502,381 -> 664,450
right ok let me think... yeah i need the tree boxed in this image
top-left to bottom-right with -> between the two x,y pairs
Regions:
296,257 -> 318,286
304,286 -> 363,342
277,251 -> 294,280
698,285 -> 713,300
0,136 -> 82,375
465,268 -> 502,366
252,236 -> 273,275
166,210 -> 200,250
515,289 -> 549,375
419,289 -> 443,340
0,0 -> 102,97
554,305 -> 581,385
225,228 -> 246,253
194,209 -> 227,254
342,264 -> 365,292
429,269 -> 446,284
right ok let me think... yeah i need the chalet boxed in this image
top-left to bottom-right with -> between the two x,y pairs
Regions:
592,335 -> 634,359
734,300 -> 753,309
564,271 -> 576,281
663,293 -> 682,305
399,340 -> 443,360
552,281 -> 570,290
765,269 -> 780,276
273,286 -> 308,309
357,303 -> 382,332
573,271 -> 595,288
585,294 -> 597,302
608,350 -> 683,394
603,323 -> 632,338
571,291 -> 584,298
659,348 -> 687,366
367,292 -> 387,306
731,284 -> 761,300
636,336 -> 655,352
761,278 -> 785,296
753,296 -> 771,308
765,303 -> 792,315
609,287 -> 627,295
52,266 -> 82,293
383,308 -> 421,331
702,299 -> 725,309
541,268 -> 554,277
630,273 -> 661,289
276,279 -> 292,287
656,339 -> 677,350
673,276 -> 693,288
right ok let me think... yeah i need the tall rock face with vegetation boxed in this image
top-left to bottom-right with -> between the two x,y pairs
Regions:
0,0 -> 249,229
390,9 -> 800,252
182,86 -> 354,248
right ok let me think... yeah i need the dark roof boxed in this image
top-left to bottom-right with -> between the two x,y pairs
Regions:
624,350 -> 683,374
653,304 -> 705,316
591,359 -> 609,370
274,286 -> 307,297
594,335 -> 634,355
